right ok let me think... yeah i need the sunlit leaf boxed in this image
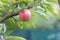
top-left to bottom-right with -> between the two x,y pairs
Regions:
17,21 -> 23,29
35,10 -> 49,20
23,21 -> 30,29
5,27 -> 14,35
29,21 -> 36,28
6,36 -> 26,40
8,18 -> 16,26
46,0 -> 58,2
44,3 -> 59,18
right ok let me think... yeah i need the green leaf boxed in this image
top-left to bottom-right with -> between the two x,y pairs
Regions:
40,14 -> 49,20
0,23 -> 6,34
29,21 -> 36,28
5,27 -> 14,35
23,21 -> 30,29
8,18 -> 16,27
6,36 -> 26,40
44,3 -> 59,18
40,3 -> 47,13
0,13 -> 2,17
37,6 -> 47,13
46,0 -> 58,2
21,4 -> 27,9
17,21 -> 23,29
35,10 -> 49,20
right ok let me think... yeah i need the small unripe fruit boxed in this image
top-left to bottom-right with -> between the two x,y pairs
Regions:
19,9 -> 31,21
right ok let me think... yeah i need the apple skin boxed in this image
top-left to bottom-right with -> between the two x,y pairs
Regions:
19,9 -> 31,21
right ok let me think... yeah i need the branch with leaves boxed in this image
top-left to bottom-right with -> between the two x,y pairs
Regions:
0,0 -> 38,23
0,0 -> 59,40
0,4 -> 34,23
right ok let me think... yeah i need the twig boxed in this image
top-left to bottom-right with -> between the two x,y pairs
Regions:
0,0 -> 38,23
0,4 -> 34,23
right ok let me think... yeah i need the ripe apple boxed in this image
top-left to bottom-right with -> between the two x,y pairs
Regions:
19,9 -> 31,21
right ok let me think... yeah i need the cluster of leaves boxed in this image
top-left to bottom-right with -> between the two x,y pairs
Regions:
0,0 -> 59,40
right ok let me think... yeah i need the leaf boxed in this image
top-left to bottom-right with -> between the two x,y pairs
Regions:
19,0 -> 26,2
46,0 -> 58,2
8,9 -> 13,13
29,21 -> 36,28
6,36 -> 26,40
23,21 -> 30,29
21,4 -> 27,9
0,13 -> 2,17
36,6 -> 47,13
0,23 -> 6,33
26,0 -> 34,4
40,14 -> 49,20
5,27 -> 14,35
35,10 -> 49,20
8,18 -> 16,27
44,3 -> 59,18
17,21 -> 23,29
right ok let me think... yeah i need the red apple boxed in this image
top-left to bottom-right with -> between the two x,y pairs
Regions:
19,9 -> 31,21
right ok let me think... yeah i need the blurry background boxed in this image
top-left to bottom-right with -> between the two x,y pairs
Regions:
10,2 -> 60,40
0,0 -> 60,40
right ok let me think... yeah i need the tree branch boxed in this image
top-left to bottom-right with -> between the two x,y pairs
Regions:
0,12 -> 18,23
0,4 -> 34,23
0,0 -> 38,23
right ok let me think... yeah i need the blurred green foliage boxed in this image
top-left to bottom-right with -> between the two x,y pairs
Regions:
0,0 -> 59,40
6,36 -> 26,40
